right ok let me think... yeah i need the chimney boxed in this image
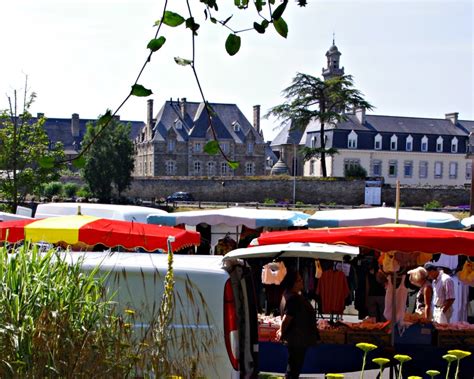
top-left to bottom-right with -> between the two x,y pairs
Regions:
147,99 -> 154,126
445,112 -> 458,125
113,115 -> 120,121
71,113 -> 80,138
180,97 -> 187,118
37,112 -> 44,118
355,107 -> 366,124
253,105 -> 261,133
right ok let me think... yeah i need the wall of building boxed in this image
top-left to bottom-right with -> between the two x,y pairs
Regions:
122,176 -> 470,207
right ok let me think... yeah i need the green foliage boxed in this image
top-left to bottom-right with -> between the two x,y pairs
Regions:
0,88 -> 65,209
81,116 -> 135,201
76,185 -> 92,199
204,140 -> 220,155
344,164 -> 367,179
131,84 -> 153,97
225,33 -> 241,56
273,17 -> 288,38
264,198 -> 276,204
63,182 -> 79,198
42,181 -> 64,199
147,36 -> 166,52
424,200 -> 442,210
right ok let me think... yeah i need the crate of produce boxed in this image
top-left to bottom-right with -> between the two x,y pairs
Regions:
346,329 -> 391,347
394,323 -> 434,345
258,324 -> 278,342
436,329 -> 474,347
319,329 -> 346,344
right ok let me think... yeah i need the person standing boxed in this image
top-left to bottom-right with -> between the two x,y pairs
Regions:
407,266 -> 433,321
277,269 -> 319,379
425,263 -> 455,323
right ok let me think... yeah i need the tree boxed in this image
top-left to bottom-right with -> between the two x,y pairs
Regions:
266,73 -> 373,177
81,116 -> 134,202
0,87 -> 65,211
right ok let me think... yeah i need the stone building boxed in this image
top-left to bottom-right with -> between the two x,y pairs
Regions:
134,98 -> 267,177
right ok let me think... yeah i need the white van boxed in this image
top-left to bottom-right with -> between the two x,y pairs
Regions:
35,203 -> 167,223
64,251 -> 259,378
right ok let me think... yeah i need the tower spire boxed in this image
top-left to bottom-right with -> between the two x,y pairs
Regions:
322,37 -> 344,81
332,32 -> 335,46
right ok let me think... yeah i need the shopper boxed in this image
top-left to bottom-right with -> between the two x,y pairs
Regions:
408,266 -> 433,321
425,263 -> 455,323
277,269 -> 319,379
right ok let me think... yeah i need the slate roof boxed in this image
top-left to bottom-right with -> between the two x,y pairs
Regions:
151,100 -> 264,144
271,121 -> 305,147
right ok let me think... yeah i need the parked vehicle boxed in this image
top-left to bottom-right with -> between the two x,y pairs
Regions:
62,252 -> 258,378
34,202 -> 167,223
165,192 -> 195,202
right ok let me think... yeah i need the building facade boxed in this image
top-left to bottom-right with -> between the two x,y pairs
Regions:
134,99 -> 267,177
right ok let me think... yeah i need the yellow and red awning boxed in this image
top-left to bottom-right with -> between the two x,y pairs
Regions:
0,215 -> 200,252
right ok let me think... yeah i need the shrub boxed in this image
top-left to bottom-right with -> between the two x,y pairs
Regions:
42,181 -> 64,199
344,164 -> 367,179
76,185 -> 92,199
424,200 -> 442,210
63,182 -> 79,198
264,198 -> 276,205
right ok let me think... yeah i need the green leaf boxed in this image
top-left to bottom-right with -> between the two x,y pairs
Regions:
204,141 -> 220,155
72,155 -> 86,169
185,17 -> 200,34
210,17 -> 217,24
38,156 -> 55,169
255,0 -> 263,12
225,34 -> 241,56
273,17 -> 288,38
253,21 -> 266,34
228,161 -> 239,170
97,110 -> 113,126
131,84 -> 153,97
162,11 -> 185,27
147,37 -> 166,52
174,57 -> 192,66
272,0 -> 288,20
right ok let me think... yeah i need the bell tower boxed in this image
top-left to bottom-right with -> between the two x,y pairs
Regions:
322,35 -> 345,80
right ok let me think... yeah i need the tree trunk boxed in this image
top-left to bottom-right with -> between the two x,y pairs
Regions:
320,122 -> 327,177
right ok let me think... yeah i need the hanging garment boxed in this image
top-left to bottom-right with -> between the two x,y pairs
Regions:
458,260 -> 474,286
394,251 -> 418,268
316,270 -> 349,315
261,261 -> 287,285
450,275 -> 469,323
432,254 -> 459,271
382,252 -> 400,273
417,252 -> 433,266
383,274 -> 408,323
214,235 -> 237,255
315,259 -> 323,279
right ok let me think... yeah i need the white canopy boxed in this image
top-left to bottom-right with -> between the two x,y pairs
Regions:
0,211 -> 33,221
223,242 -> 359,261
461,215 -> 474,228
308,207 -> 463,229
147,207 -> 310,229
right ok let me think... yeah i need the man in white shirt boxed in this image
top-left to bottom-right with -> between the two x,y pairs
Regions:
425,262 -> 455,323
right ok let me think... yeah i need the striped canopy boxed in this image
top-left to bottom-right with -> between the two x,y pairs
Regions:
0,215 -> 200,252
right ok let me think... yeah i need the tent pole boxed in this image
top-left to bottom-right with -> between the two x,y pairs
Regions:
395,180 -> 400,224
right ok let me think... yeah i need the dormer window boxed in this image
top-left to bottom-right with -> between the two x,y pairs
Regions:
436,136 -> 444,152
232,121 -> 241,132
451,137 -> 458,153
390,134 -> 398,151
406,135 -> 413,151
374,134 -> 382,150
347,130 -> 358,149
311,136 -> 317,148
174,119 -> 183,129
194,142 -> 202,153
421,135 -> 428,152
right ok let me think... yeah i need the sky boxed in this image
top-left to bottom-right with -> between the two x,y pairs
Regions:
1,0 -> 472,141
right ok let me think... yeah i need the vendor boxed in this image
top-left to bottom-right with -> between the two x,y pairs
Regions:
408,266 -> 433,321
425,263 -> 455,323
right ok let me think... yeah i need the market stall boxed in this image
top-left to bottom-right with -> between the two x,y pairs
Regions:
147,207 -> 309,254
239,225 -> 474,375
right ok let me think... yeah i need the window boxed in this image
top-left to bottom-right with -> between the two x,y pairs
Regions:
406,135 -> 413,151
245,162 -> 254,176
194,142 -> 202,153
374,134 -> 382,150
388,160 -> 397,177
220,142 -> 229,153
466,162 -> 472,180
167,139 -> 175,152
390,135 -> 398,151
266,158 -> 273,168
165,160 -> 177,175
309,160 -> 315,175
344,158 -> 360,173
434,161 -> 443,179
233,121 -> 240,132
174,119 -> 183,129
419,161 -> 428,179
372,160 -> 382,176
421,136 -> 428,152
311,136 -> 317,148
436,137 -> 444,152
207,161 -> 216,176
404,161 -> 413,178
449,162 -> 458,179
451,137 -> 458,153
247,142 -> 254,154
221,162 -> 228,176
347,131 -> 358,149
193,161 -> 202,175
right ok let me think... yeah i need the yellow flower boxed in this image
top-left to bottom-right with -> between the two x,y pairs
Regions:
325,375 -> 344,378
426,370 -> 440,377
123,323 -> 132,328
124,309 -> 135,315
447,350 -> 472,359
394,354 -> 412,363
372,357 -> 390,367
356,342 -> 378,352
407,376 -> 422,379
442,354 -> 457,363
